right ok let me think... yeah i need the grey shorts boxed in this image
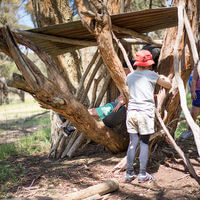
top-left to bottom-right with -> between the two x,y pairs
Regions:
126,110 -> 154,135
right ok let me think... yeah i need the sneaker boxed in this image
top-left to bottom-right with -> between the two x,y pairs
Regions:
125,173 -> 137,183
66,125 -> 76,132
180,130 -> 193,139
63,125 -> 76,136
138,172 -> 154,183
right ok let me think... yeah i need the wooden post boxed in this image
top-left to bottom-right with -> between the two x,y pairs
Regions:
59,179 -> 119,200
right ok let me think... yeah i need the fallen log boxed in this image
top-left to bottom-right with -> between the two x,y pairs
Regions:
59,179 -> 119,200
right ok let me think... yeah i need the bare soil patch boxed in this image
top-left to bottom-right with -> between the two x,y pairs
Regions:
0,124 -> 200,200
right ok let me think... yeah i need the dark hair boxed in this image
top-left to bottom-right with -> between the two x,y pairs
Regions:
123,58 -> 137,70
142,45 -> 161,71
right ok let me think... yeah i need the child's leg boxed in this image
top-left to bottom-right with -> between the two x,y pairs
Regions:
139,135 -> 150,175
126,133 -> 139,175
191,105 -> 200,124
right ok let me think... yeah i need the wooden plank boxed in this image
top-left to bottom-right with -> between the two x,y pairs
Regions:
12,7 -> 178,56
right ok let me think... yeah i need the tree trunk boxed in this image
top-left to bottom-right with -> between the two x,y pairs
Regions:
31,0 -> 83,157
0,76 -> 9,104
156,0 -> 198,135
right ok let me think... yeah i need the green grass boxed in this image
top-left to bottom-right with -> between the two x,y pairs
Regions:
0,114 -> 51,160
0,95 -> 51,195
174,92 -> 194,138
0,93 -> 45,122
174,121 -> 187,138
0,161 -> 17,183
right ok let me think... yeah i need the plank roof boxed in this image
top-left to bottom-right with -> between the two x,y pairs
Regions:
20,7 -> 178,56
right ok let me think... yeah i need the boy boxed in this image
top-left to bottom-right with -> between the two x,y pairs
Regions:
125,50 -> 172,183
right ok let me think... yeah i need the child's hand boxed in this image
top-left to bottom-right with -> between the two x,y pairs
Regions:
112,104 -> 121,112
192,91 -> 197,100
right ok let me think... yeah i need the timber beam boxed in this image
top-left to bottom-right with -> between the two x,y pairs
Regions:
14,30 -> 97,47
112,25 -> 162,47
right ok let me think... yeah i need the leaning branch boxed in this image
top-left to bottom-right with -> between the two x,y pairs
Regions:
112,25 -> 162,47
183,8 -> 200,77
174,3 -> 200,156
15,30 -> 97,47
156,110 -> 200,185
7,73 -> 34,94
112,31 -> 134,72
3,26 -> 39,89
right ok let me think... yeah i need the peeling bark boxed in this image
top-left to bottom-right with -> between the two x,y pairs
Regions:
75,0 -> 130,104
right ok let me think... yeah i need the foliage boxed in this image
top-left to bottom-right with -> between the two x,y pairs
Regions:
130,0 -> 167,11
0,0 -> 23,29
0,0 -> 33,80
0,60 -> 18,79
130,0 -> 168,40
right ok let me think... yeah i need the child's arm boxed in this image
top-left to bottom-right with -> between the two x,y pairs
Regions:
191,66 -> 198,100
112,95 -> 124,112
157,74 -> 172,89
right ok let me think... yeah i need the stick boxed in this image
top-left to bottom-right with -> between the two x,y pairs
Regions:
156,109 -> 200,185
80,57 -> 103,103
61,131 -> 79,158
89,67 -> 107,108
112,25 -> 162,47
183,9 -> 200,77
48,133 -> 64,158
15,30 -> 96,47
76,50 -> 99,100
67,133 -> 85,158
121,38 -> 162,45
94,73 -> 111,107
112,31 -> 134,72
174,3 -> 200,156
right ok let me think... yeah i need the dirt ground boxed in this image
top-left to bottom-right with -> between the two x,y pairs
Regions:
0,124 -> 200,200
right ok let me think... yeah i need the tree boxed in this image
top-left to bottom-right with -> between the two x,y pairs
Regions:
0,0 -> 199,160
0,0 -> 29,104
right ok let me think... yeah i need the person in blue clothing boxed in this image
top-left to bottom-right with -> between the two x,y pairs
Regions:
181,66 -> 200,139
125,50 -> 172,183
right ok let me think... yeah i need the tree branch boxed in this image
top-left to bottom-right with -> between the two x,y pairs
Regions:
15,29 -> 97,47
112,25 -> 162,47
183,8 -> 200,77
156,110 -> 200,185
174,2 -> 200,156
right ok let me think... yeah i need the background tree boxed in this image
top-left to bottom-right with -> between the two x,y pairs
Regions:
0,0 -> 30,104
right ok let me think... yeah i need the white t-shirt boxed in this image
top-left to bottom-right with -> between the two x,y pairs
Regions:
126,70 -> 159,117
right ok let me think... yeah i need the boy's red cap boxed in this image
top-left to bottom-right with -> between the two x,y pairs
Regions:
133,50 -> 155,67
